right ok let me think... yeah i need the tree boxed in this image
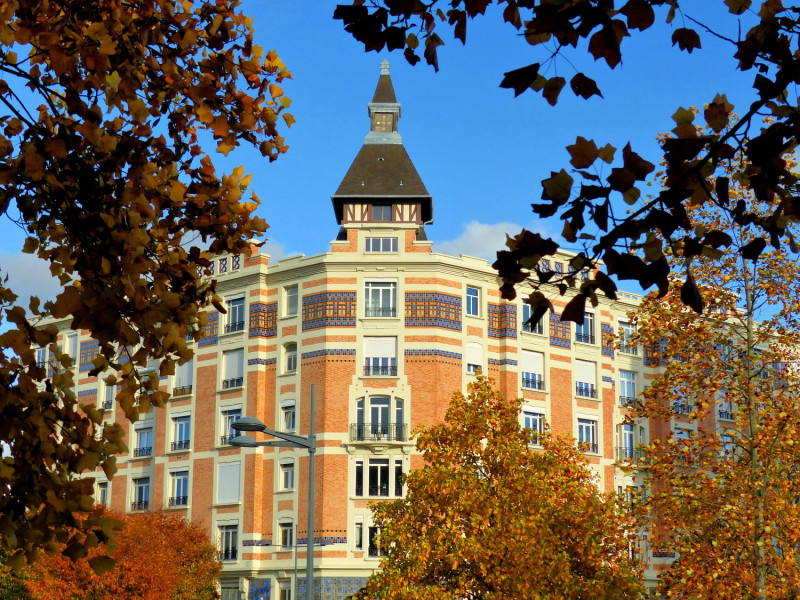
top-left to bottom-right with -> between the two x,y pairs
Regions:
23,510 -> 220,600
627,128 -> 800,598
0,1 -> 291,561
0,550 -> 32,600
335,1 -> 800,320
354,376 -> 642,600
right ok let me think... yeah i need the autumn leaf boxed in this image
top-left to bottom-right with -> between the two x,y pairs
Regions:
499,63 -> 540,97
672,28 -> 702,53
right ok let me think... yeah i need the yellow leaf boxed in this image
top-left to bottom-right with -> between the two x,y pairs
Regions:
106,70 -> 121,92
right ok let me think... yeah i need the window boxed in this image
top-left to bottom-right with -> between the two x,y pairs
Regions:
222,348 -> 244,389
368,526 -> 382,557
521,303 -> 545,335
36,347 -> 46,368
279,520 -> 294,549
216,461 -> 241,504
220,407 -> 241,445
364,280 -> 397,318
285,285 -> 298,317
354,396 -> 406,442
280,460 -> 295,491
131,476 -> 150,511
369,458 -> 390,496
394,458 -> 404,497
218,524 -> 238,561
466,342 -> 483,375
617,423 -> 635,460
575,311 -> 595,344
281,400 -> 296,432
619,321 -> 637,355
364,337 -> 397,376
225,296 -> 245,333
355,459 -> 364,497
523,410 -> 546,445
284,343 -> 297,373
575,360 -> 597,398
278,580 -> 292,600
134,427 -> 153,457
466,286 -> 479,317
674,427 -> 691,441
96,481 -> 109,506
171,414 -> 191,451
101,381 -> 115,410
521,350 -> 545,390
67,333 -> 78,364
619,370 -> 636,407
354,518 -> 364,550
173,358 -> 193,396
577,418 -> 598,453
718,395 -> 734,421
170,470 -> 189,506
719,434 -> 736,458
365,237 -> 398,253
221,586 -> 241,600
372,204 -> 392,221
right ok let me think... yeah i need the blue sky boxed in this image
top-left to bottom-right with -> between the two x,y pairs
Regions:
0,1 -> 760,302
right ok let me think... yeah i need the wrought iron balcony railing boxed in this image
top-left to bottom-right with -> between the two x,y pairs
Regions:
173,384 -> 193,396
224,321 -> 245,334
364,307 -> 396,318
522,375 -> 545,390
130,500 -> 149,511
349,423 -> 407,443
171,439 -> 190,451
169,496 -> 188,507
219,548 -> 238,561
363,365 -> 397,377
615,446 -> 647,462
575,333 -> 596,344
222,377 -> 243,389
133,446 -> 152,457
576,383 -> 597,398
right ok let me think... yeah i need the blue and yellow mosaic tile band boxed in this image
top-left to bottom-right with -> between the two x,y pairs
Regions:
404,292 -> 461,330
249,302 -> 277,337
487,303 -> 518,339
302,292 -> 357,330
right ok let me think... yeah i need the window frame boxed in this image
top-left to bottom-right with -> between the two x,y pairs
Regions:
171,413 -> 191,451
218,523 -> 239,561
281,400 -> 296,432
279,459 -> 295,491
521,303 -> 545,335
364,280 -> 397,318
284,343 -> 297,374
466,286 -> 480,317
575,311 -> 596,345
220,406 -> 242,445
365,237 -> 398,253
372,204 -> 392,222
221,348 -> 244,389
224,296 -> 246,333
577,417 -> 599,454
285,285 -> 299,317
279,520 -> 294,549
523,409 -> 546,445
169,469 -> 189,507
131,476 -> 150,511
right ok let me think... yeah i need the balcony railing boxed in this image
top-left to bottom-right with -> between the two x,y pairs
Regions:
222,377 -> 243,389
619,396 -> 637,408
576,383 -> 597,398
364,307 -> 396,318
173,384 -> 193,396
133,446 -> 152,457
718,409 -> 733,421
171,439 -> 190,451
350,423 -> 407,443
169,496 -> 188,507
673,401 -> 692,415
220,434 -> 237,446
363,365 -> 397,377
522,374 -> 545,390
615,446 -> 647,462
131,500 -> 149,511
575,333 -> 596,344
580,441 -> 599,454
224,321 -> 245,334
219,548 -> 238,561
100,399 -> 113,410
619,344 -> 638,356
368,544 -> 382,557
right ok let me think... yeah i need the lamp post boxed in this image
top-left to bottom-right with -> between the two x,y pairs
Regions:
231,384 -> 316,600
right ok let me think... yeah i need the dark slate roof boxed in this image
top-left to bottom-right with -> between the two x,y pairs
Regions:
372,73 -> 397,104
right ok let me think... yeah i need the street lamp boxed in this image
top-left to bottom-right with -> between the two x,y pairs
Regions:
231,384 -> 317,600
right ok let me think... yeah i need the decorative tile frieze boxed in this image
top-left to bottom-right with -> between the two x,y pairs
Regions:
404,292 -> 461,331
404,349 -> 462,361
198,313 -> 218,347
78,339 -> 100,372
302,292 -> 357,330
301,349 -> 356,360
487,303 -> 518,339
601,323 -> 615,358
549,313 -> 571,349
248,302 -> 277,338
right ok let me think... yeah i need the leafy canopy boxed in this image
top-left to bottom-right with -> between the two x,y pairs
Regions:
335,1 -> 800,321
355,376 -> 642,600
0,0 -> 290,563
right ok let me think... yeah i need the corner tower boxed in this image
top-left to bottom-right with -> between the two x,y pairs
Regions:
331,60 -> 433,242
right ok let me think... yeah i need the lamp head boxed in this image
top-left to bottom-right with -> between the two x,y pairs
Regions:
230,435 -> 259,448
231,416 -> 267,432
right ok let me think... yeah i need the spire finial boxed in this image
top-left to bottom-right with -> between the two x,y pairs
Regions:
380,59 -> 390,76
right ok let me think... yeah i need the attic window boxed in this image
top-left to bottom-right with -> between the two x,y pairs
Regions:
373,204 -> 392,221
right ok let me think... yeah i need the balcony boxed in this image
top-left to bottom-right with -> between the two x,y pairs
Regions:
222,377 -> 243,389
576,383 -> 597,398
575,333 -> 596,344
171,439 -> 190,451
368,483 -> 390,497
173,384 -> 193,396
169,496 -> 188,507
349,423 -> 407,443
219,548 -> 238,561
224,321 -> 245,334
363,365 -> 397,377
619,396 -> 636,408
718,409 -> 733,421
220,434 -> 237,446
364,307 -> 396,318
672,401 -> 692,415
133,446 -> 152,458
522,374 -> 545,390
100,399 -> 113,410
580,441 -> 599,454
619,344 -> 638,356
615,446 -> 647,462
130,500 -> 149,511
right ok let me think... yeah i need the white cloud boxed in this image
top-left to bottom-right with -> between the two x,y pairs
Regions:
0,251 -> 61,310
434,221 -> 537,261
261,238 -> 301,262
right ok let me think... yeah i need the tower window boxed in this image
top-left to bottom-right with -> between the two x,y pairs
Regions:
372,204 -> 392,221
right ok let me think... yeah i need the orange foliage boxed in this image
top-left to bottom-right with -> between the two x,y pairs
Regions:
25,511 -> 220,600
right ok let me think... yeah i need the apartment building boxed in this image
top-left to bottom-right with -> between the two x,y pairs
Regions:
56,61 -> 670,599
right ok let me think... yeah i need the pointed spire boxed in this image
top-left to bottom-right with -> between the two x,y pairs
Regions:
372,60 -> 397,104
